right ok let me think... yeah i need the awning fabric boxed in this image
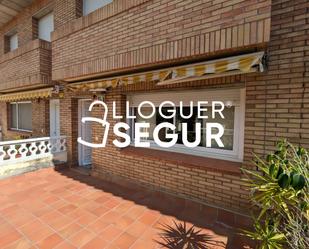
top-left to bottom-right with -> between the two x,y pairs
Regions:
0,88 -> 53,102
68,51 -> 264,91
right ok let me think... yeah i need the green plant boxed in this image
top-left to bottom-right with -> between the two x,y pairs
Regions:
244,218 -> 285,249
242,140 -> 308,249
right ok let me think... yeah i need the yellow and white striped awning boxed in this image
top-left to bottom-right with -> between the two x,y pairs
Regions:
0,88 -> 53,102
68,51 -> 264,91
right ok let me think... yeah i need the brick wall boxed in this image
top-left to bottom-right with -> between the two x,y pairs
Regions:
54,0 -> 82,28
0,0 -> 82,55
0,0 -> 53,55
59,91 -> 94,166
0,40 -> 52,91
52,0 -> 271,80
86,77 -> 250,213
0,0 -> 80,92
244,0 -> 309,167
85,0 -> 308,214
0,99 -> 50,141
0,0 -> 83,141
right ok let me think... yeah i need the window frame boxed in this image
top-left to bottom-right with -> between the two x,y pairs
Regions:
82,0 -> 113,16
127,88 -> 245,162
10,101 -> 32,132
38,12 -> 54,42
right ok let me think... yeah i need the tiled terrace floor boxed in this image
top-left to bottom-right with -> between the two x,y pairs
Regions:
0,168 -> 252,249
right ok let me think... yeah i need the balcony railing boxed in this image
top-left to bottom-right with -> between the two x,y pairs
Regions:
0,136 -> 67,166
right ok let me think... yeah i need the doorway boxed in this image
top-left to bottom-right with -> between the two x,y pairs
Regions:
78,99 -> 92,167
50,99 -> 60,137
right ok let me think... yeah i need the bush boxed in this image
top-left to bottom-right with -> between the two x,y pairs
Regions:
242,140 -> 308,249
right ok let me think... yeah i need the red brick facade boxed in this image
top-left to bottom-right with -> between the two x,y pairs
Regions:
0,99 -> 49,140
0,0 -> 308,218
52,0 -> 271,81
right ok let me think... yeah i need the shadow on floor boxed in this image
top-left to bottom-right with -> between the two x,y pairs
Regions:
157,221 -> 226,249
55,168 -> 254,249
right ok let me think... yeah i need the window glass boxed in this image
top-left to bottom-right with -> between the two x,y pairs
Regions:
10,104 -> 17,129
10,102 -> 32,131
175,107 -> 201,145
206,107 -> 234,150
83,0 -> 113,16
18,103 -> 32,131
38,12 -> 54,42
133,106 -> 235,151
135,107 -> 174,141
135,107 -> 156,140
9,34 -> 18,51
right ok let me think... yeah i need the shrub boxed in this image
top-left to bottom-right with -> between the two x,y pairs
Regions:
242,140 -> 308,249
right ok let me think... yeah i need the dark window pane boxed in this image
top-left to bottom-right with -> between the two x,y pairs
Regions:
175,107 -> 201,145
202,107 -> 235,150
18,103 -> 32,131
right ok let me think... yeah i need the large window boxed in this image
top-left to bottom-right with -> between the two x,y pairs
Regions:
127,89 -> 245,162
83,0 -> 113,16
10,102 -> 32,131
38,12 -> 54,42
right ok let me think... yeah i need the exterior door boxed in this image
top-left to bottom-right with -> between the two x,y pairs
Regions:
50,99 -> 60,137
78,100 -> 92,167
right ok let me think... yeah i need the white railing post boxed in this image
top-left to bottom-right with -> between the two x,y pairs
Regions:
0,136 -> 67,166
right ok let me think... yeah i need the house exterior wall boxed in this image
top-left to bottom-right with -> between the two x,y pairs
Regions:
52,0 -> 272,81
67,0 -> 308,214
0,0 -> 81,140
0,40 -> 52,92
0,0 -> 307,218
0,99 -> 50,140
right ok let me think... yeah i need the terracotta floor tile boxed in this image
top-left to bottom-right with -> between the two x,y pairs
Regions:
54,241 -> 77,249
105,245 -> 120,249
6,211 -> 35,228
82,236 -> 109,249
23,224 -> 54,243
138,211 -> 160,226
36,233 -> 63,249
126,221 -> 148,238
104,199 -> 121,209
3,237 -> 33,249
88,205 -> 109,217
0,229 -> 23,248
140,228 -> 159,242
99,225 -> 123,241
86,219 -> 110,234
100,211 -> 121,223
31,205 -> 53,218
0,168 -> 239,249
113,215 -> 134,230
68,228 -> 96,248
40,210 -> 65,225
112,232 -> 137,249
58,222 -> 83,239
80,201 -> 101,213
43,195 -> 60,205
113,202 -> 134,214
130,239 -> 157,249
94,195 -> 111,204
57,204 -> 78,215
75,211 -> 98,227
126,206 -> 146,220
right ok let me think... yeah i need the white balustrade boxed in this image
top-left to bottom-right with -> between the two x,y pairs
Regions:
0,136 -> 66,166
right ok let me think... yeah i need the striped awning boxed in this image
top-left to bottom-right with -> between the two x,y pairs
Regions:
68,51 -> 264,91
0,88 -> 53,102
